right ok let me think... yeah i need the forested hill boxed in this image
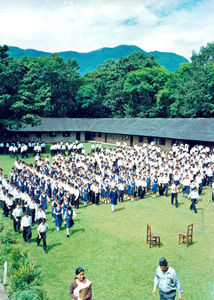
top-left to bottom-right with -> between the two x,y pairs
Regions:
8,45 -> 188,74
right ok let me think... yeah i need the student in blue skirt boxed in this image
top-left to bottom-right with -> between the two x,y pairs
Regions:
39,190 -> 49,211
54,203 -> 63,232
64,206 -> 74,237
152,176 -> 159,197
51,197 -> 58,222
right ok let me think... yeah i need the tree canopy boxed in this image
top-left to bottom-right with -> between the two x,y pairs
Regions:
0,42 -> 213,130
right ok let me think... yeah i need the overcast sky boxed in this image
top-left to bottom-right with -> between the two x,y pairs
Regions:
0,0 -> 214,59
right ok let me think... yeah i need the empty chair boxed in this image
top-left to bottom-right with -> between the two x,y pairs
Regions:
146,224 -> 160,248
178,224 -> 193,247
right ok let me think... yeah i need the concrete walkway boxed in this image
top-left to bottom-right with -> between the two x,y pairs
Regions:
0,279 -> 8,300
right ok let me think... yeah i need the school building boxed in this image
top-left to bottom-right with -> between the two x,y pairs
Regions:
9,118 -> 214,150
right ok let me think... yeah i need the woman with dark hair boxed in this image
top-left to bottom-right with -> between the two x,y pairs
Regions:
70,267 -> 92,299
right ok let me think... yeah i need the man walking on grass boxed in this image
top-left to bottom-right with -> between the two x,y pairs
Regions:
152,257 -> 183,300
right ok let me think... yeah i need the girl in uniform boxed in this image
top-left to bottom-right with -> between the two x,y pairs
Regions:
152,175 -> 158,197
51,197 -> 58,222
64,206 -> 74,237
54,203 -> 63,232
39,190 -> 49,211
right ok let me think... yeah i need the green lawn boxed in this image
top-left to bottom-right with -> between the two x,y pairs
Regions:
0,146 -> 214,300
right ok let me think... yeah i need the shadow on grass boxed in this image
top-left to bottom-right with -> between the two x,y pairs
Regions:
146,241 -> 164,248
71,228 -> 85,235
114,207 -> 125,212
48,242 -> 62,250
178,241 -> 197,247
177,202 -> 184,207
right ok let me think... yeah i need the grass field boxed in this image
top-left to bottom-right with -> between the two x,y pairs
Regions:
0,144 -> 214,300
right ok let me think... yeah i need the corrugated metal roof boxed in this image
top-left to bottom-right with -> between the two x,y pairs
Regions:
15,118 -> 214,142
17,118 -> 96,132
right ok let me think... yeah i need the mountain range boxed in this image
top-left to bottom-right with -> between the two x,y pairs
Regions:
8,45 -> 188,75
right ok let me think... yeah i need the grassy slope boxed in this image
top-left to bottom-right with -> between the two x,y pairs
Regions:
0,144 -> 214,300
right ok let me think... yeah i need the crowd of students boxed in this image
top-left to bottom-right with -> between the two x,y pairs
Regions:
0,141 -> 214,252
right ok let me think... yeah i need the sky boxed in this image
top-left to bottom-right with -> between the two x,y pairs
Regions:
0,0 -> 214,59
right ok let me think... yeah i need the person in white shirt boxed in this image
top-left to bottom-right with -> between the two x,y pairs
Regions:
12,203 -> 23,232
171,183 -> 179,208
188,187 -> 199,213
37,218 -> 49,253
117,181 -> 125,202
35,206 -> 46,225
5,194 -> 14,218
29,198 -> 38,225
21,211 -> 32,243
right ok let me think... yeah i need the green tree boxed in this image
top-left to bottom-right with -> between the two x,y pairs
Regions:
123,65 -> 169,117
9,62 -> 51,128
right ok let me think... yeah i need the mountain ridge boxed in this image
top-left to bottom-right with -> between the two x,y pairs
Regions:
8,44 -> 188,74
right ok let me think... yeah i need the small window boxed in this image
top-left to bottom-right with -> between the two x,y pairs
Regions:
148,137 -> 154,144
98,133 -> 102,138
49,132 -> 56,137
120,135 -> 124,140
111,134 -> 115,140
125,135 -> 129,140
159,138 -> 165,145
36,133 -> 41,138
154,138 -> 158,145
139,136 -> 143,143
107,133 -> 111,138
63,132 -> 70,137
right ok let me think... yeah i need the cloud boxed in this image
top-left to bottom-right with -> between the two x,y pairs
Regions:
119,18 -> 139,26
0,0 -> 213,59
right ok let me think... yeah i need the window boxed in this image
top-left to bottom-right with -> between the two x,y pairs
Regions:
139,136 -> 143,143
154,138 -> 157,145
111,134 -> 115,140
159,138 -> 165,145
148,136 -> 154,144
49,132 -> 56,137
36,133 -> 41,139
98,133 -> 102,138
125,135 -> 129,140
120,135 -> 124,140
63,132 -> 70,137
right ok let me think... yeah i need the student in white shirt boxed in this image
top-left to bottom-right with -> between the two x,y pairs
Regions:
35,206 -> 46,225
188,187 -> 199,213
37,218 -> 49,253
21,211 -> 32,243
171,183 -> 179,208
12,203 -> 23,232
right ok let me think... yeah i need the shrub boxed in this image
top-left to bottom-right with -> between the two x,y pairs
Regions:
8,247 -> 42,297
0,243 -> 13,265
11,288 -> 47,300
0,227 -> 16,244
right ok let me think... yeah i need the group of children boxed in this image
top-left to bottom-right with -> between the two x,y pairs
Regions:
0,141 -> 214,251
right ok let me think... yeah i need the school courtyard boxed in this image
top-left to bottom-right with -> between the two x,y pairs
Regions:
0,143 -> 214,300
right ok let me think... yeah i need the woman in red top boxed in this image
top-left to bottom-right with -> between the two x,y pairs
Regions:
70,267 -> 92,300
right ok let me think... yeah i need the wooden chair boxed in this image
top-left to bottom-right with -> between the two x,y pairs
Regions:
146,224 -> 160,248
178,224 -> 193,247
